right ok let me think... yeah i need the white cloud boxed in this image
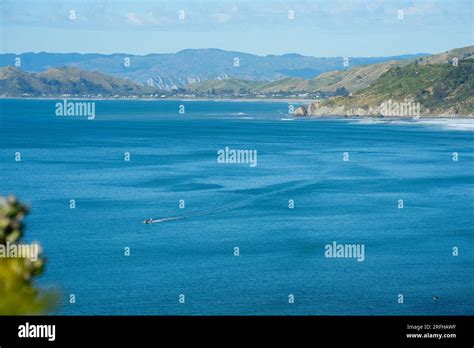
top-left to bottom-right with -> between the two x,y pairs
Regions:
213,12 -> 232,23
125,12 -> 161,26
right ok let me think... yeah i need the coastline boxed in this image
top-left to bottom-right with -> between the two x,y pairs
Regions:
295,114 -> 474,119
2,97 -> 473,121
0,96 -> 312,104
293,104 -> 474,119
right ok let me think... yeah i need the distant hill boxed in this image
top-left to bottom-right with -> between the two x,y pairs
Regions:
306,46 -> 474,95
184,58 -> 416,96
415,46 -> 474,65
186,79 -> 264,95
188,46 -> 474,97
295,46 -> 474,117
0,66 -> 156,97
0,50 -> 427,91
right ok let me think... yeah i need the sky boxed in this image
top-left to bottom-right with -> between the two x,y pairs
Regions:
0,0 -> 472,57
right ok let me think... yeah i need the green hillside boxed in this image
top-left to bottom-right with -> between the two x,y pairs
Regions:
185,79 -> 264,95
308,46 -> 474,94
252,77 -> 307,93
321,59 -> 473,115
0,66 -> 156,97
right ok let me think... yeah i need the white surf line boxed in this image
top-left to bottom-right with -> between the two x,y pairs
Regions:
143,181 -> 309,225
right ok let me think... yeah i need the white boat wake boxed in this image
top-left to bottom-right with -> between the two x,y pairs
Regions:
143,181 -> 308,224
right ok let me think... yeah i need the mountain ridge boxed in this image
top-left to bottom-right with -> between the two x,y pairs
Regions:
0,50 -> 428,90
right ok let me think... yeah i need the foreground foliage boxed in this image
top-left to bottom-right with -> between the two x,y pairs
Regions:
0,196 -> 57,314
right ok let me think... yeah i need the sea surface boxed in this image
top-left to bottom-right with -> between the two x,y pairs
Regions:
1,99 -> 473,315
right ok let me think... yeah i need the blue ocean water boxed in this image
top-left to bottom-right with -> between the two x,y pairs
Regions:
0,99 -> 473,315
